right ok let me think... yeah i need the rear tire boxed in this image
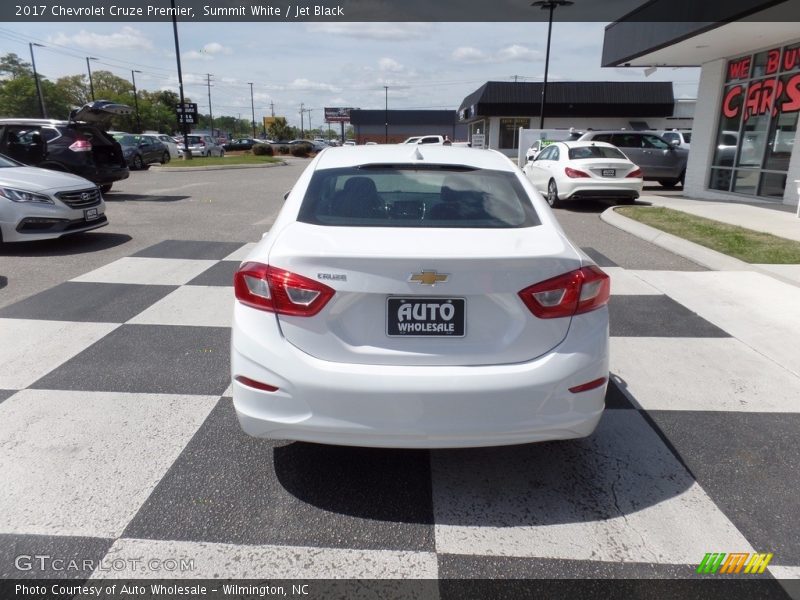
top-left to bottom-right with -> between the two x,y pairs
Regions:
132,155 -> 143,170
658,179 -> 679,188
547,179 -> 562,208
100,184 -> 112,193
162,152 -> 170,164
617,197 -> 636,205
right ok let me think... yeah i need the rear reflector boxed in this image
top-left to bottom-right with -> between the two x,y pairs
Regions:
565,167 -> 591,178
235,375 -> 279,392
234,262 -> 335,316
569,377 -> 607,393
518,266 -> 610,319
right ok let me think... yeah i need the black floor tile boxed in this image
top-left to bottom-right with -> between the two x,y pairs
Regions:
132,240 -> 244,260
609,295 -> 730,338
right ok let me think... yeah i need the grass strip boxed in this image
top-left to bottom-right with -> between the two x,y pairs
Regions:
161,155 -> 282,167
615,206 -> 800,264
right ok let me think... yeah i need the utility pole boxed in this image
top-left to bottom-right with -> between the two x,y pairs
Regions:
532,0 -> 573,129
384,85 -> 389,143
131,70 -> 142,133
270,101 -> 275,117
307,109 -> 312,133
300,102 -> 305,138
29,43 -> 46,118
86,57 -> 98,101
206,73 -> 214,136
171,0 -> 191,159
248,82 -> 256,138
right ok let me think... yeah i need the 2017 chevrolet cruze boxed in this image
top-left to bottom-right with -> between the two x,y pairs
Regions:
231,145 -> 610,448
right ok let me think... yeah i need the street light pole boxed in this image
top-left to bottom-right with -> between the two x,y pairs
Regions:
86,56 -> 98,101
248,82 -> 256,138
131,70 -> 142,133
29,43 -> 46,118
384,85 -> 389,143
170,0 -> 191,159
532,0 -> 573,129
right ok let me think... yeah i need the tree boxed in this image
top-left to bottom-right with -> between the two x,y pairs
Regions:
267,116 -> 293,141
0,53 -> 31,79
55,74 -> 91,107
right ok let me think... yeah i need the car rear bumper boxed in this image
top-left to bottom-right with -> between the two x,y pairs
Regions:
560,180 -> 642,201
231,304 -> 609,448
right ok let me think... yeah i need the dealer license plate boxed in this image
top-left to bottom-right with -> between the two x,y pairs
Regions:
601,169 -> 616,177
387,297 -> 465,337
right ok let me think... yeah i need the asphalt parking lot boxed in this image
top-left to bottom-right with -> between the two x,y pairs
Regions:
0,161 -> 798,595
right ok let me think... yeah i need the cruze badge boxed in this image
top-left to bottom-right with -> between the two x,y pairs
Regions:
409,270 -> 448,285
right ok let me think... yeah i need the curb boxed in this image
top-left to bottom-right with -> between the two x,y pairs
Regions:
150,160 -> 288,173
600,206 -> 800,288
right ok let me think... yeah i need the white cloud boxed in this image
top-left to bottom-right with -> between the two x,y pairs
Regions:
379,58 -> 404,73
305,22 -> 434,41
452,44 -> 541,64
49,27 -> 152,51
184,42 -> 232,61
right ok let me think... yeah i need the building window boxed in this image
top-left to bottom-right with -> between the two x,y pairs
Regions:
499,118 -> 529,150
710,42 -> 800,199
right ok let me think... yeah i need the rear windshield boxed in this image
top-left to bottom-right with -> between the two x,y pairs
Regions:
568,146 -> 627,160
297,165 -> 540,228
113,134 -> 136,146
187,136 -> 203,144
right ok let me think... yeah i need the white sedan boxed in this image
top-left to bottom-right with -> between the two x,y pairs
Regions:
232,145 -> 609,448
0,154 -> 107,243
523,141 -> 643,208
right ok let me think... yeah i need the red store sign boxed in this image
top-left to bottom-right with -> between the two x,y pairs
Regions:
723,44 -> 800,121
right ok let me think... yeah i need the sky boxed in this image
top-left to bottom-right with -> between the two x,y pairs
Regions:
0,21 -> 701,129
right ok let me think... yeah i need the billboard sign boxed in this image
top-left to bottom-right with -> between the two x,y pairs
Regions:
325,107 -> 353,123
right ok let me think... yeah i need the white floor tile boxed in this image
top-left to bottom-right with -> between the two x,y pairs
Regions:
127,286 -> 235,327
0,390 -> 218,538
432,411 -> 752,564
605,267 -> 661,295
94,538 -> 439,579
0,319 -> 118,389
71,257 -> 217,286
223,243 -> 258,262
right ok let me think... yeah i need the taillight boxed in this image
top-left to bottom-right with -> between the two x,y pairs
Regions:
69,139 -> 92,152
234,262 -> 335,316
518,266 -> 610,319
198,140 -> 205,146
564,167 -> 590,178
626,168 -> 643,178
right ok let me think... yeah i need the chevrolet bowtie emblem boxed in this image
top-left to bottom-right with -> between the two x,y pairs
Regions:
409,270 -> 448,285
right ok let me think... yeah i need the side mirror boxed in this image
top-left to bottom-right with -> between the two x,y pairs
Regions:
283,190 -> 291,201
669,139 -> 681,147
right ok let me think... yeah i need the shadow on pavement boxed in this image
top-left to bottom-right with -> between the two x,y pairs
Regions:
104,192 -> 190,202
0,232 -> 132,257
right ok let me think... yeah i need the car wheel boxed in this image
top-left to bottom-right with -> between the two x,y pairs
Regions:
162,152 -> 170,164
617,197 -> 636,205
100,184 -> 112,194
133,155 -> 143,170
658,179 -> 679,188
547,179 -> 562,208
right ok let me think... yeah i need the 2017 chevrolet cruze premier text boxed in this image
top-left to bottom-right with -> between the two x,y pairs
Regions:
231,145 -> 610,448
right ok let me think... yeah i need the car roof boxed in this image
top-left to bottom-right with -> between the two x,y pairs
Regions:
559,140 -> 619,149
314,145 -> 516,171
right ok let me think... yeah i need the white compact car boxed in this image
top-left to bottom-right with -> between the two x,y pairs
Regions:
0,154 -> 107,242
231,145 -> 610,448
523,141 -> 643,208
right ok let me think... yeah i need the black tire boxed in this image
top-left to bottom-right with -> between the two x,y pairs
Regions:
132,155 -> 143,170
162,152 -> 170,164
100,184 -> 112,194
617,197 -> 636,205
546,179 -> 562,208
658,179 -> 679,188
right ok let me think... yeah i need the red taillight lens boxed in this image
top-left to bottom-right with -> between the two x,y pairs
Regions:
518,266 -> 610,319
69,139 -> 92,152
569,377 -> 607,393
234,262 -> 335,316
626,168 -> 643,178
564,167 -> 590,178
234,375 -> 279,392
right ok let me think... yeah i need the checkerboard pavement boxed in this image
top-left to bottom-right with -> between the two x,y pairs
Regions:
1,239 -> 798,592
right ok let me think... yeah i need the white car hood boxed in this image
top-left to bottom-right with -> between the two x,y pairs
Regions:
0,167 -> 96,192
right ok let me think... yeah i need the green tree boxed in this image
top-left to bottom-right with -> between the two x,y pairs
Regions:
0,53 -> 31,79
267,116 -> 294,141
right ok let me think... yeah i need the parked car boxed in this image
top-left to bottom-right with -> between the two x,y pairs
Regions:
143,133 -> 179,160
577,130 -> 688,188
176,134 -> 225,157
343,140 -> 356,146
0,153 -> 107,243
289,139 -> 328,152
223,138 -> 264,151
112,133 -> 168,170
523,141 -> 642,207
659,129 -> 692,150
231,145 -> 610,448
0,100 -> 130,193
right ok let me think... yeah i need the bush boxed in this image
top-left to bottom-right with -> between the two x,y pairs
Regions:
252,143 -> 273,156
291,143 -> 312,157
278,145 -> 291,155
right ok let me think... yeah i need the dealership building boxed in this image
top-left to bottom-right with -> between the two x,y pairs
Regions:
349,110 -> 467,145
603,1 -> 800,206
